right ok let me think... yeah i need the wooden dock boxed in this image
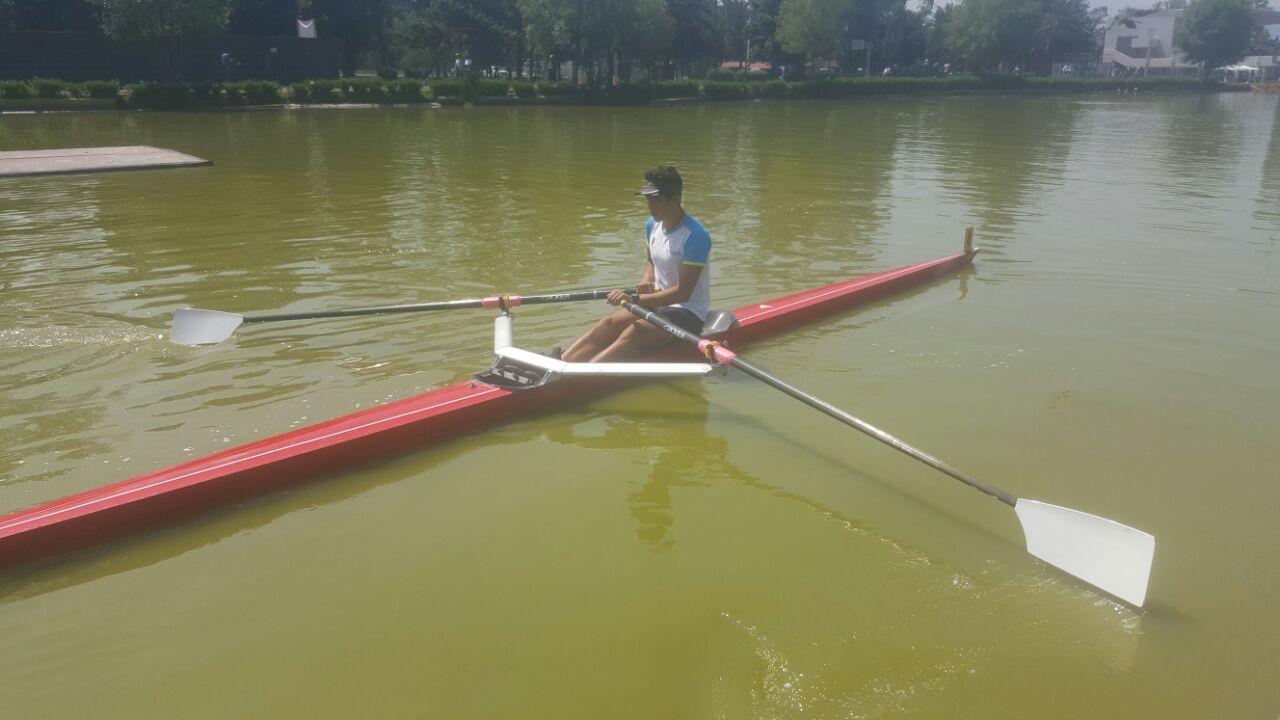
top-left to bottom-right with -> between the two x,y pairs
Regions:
0,146 -> 211,178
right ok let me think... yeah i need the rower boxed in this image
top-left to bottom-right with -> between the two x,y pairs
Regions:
560,165 -> 712,362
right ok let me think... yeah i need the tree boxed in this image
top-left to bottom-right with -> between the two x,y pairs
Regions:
746,0 -> 786,65
877,4 -> 928,70
946,0 -> 1039,73
92,0 -> 229,80
392,0 -> 473,76
311,0 -> 395,74
228,0 -> 299,35
391,0 -> 520,74
2,0 -> 103,31
94,0 -> 230,42
719,0 -> 751,59
519,0 -> 672,84
776,0 -> 847,60
925,1 -> 955,65
667,0 -> 720,69
1028,0 -> 1098,74
1175,0 -> 1254,77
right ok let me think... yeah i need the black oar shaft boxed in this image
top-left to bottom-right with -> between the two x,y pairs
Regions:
623,300 -> 1017,507
244,289 -> 618,324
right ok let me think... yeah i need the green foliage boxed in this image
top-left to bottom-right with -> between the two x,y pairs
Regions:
391,0 -> 519,78
30,77 -> 71,98
289,79 -> 343,103
460,74 -> 482,103
0,80 -> 32,99
94,0 -> 231,42
77,80 -> 122,98
427,76 -> 512,102
227,0 -> 296,35
125,82 -> 194,108
1175,0 -> 1254,73
312,0 -> 396,74
534,81 -> 571,96
520,0 -> 674,84
510,81 -> 537,97
705,67 -> 738,81
429,78 -> 463,97
477,78 -> 512,96
946,0 -> 1037,73
2,0 -> 103,32
653,79 -> 701,97
387,78 -> 428,102
0,79 -> 119,101
702,80 -> 752,99
223,79 -> 281,104
777,0 -> 847,59
945,0 -> 1098,74
668,0 -> 721,64
189,81 -> 223,104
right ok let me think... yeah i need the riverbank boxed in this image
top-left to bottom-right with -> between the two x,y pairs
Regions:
0,76 -> 1239,113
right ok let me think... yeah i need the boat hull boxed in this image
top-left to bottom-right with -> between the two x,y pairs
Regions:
0,251 -> 974,571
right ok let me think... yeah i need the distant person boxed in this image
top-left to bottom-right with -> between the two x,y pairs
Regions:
560,166 -> 712,362
220,51 -> 233,81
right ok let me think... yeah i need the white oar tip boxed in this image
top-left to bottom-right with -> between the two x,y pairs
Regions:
169,308 -> 245,346
1014,499 -> 1155,608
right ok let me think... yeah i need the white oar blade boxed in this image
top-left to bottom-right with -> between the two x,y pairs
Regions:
169,308 -> 245,346
1014,499 -> 1155,607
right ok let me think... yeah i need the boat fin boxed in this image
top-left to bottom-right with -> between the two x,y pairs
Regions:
700,310 -> 739,337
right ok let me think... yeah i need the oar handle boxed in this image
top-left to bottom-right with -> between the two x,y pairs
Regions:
620,299 -> 1018,508
244,289 -> 624,324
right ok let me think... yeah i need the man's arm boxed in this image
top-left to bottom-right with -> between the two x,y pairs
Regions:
637,247 -> 656,294
634,264 -> 701,307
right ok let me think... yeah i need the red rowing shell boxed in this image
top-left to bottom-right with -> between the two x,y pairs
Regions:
0,251 -> 974,570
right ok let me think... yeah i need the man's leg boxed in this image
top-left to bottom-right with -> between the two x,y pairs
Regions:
561,310 -> 634,362
590,318 -> 671,362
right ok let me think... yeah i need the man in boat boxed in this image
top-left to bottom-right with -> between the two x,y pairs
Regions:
560,166 -> 711,362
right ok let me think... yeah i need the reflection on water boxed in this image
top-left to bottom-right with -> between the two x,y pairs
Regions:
2,94 -> 1279,718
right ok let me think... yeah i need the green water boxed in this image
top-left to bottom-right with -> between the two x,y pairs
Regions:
1,95 -> 1278,718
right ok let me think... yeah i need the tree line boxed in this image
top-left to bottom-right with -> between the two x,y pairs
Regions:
1,0 -> 1268,80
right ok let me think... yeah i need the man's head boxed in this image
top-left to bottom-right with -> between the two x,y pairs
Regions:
637,166 -> 683,217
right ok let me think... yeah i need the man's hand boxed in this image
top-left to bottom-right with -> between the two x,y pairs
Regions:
635,282 -> 656,294
606,289 -> 632,306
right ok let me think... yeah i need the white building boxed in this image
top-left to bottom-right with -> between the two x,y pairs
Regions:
1101,8 -> 1280,80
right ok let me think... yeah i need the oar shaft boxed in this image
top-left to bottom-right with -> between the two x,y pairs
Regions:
244,289 -> 619,324
622,299 -> 1017,507
729,355 -> 1016,507
246,299 -> 484,323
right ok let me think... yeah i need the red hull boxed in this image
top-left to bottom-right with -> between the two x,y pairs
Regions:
0,251 -> 974,571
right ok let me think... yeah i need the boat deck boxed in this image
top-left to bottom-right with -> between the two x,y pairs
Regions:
0,146 -> 211,178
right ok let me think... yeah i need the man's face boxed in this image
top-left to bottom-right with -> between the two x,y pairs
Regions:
646,194 -> 677,216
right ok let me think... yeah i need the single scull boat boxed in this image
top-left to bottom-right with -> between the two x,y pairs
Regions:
0,246 -> 975,571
